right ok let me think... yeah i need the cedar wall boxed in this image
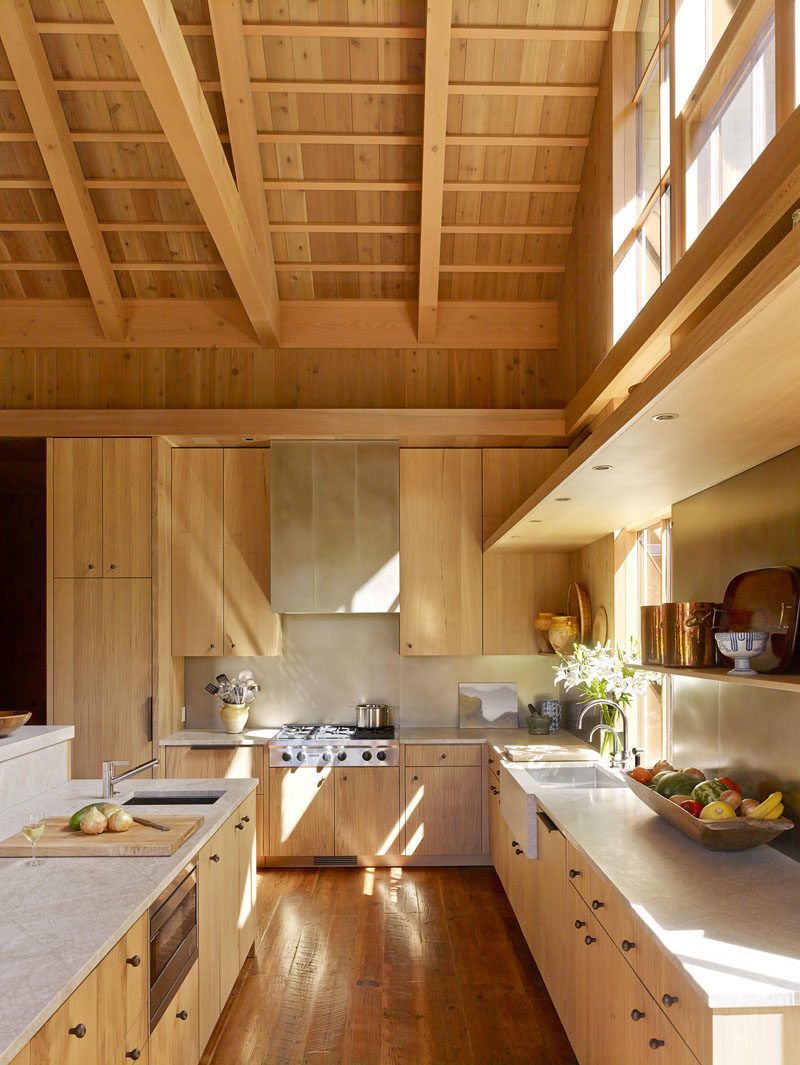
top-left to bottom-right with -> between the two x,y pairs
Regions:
0,347 -> 567,409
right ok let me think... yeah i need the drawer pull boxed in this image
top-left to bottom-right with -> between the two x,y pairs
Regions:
569,868 -> 580,878
574,920 -> 586,929
125,954 -> 141,967
621,940 -> 636,952
515,848 -> 523,855
176,1010 -> 189,1021
441,753 -> 447,759
488,757 -> 494,764
649,1039 -> 665,1049
584,935 -> 596,946
69,1024 -> 87,1039
242,815 -> 250,822
630,1009 -> 645,1021
591,899 -> 604,910
511,840 -> 519,847
235,822 -> 244,830
661,994 -> 679,1007
210,853 -> 220,862
126,1050 -> 141,1061
413,775 -> 419,781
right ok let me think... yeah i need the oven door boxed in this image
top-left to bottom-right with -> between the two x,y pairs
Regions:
149,862 -> 198,1030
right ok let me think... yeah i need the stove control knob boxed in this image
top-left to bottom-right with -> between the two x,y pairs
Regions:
337,751 -> 347,761
321,751 -> 332,763
296,750 -> 306,763
362,750 -> 373,761
376,750 -> 387,762
281,752 -> 291,762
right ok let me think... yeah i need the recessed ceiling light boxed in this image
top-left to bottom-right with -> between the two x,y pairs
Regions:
652,412 -> 679,422
592,464 -> 613,471
554,497 -> 571,502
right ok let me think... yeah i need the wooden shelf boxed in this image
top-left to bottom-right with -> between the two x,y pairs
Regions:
638,663 -> 800,692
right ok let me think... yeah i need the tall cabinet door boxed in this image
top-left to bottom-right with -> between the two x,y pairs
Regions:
102,438 -> 151,577
171,448 -> 223,656
53,438 -> 103,577
400,449 -> 482,655
222,449 -> 281,656
53,579 -> 152,778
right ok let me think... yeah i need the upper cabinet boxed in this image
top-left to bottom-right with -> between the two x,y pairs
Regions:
400,449 -> 483,656
53,437 -> 151,577
171,447 -> 281,657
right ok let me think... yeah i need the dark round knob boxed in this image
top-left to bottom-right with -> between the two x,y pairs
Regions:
126,1050 -> 141,1060
126,954 -> 141,967
210,643 -> 215,649
441,753 -> 446,759
176,1010 -> 188,1021
69,1024 -> 87,1039
321,751 -> 331,762
515,848 -> 522,855
630,1009 -> 645,1021
574,920 -> 586,929
362,750 -> 372,761
296,751 -> 306,762
412,775 -> 418,781
210,853 -> 220,862
230,643 -> 236,648
377,750 -> 387,761
584,935 -> 596,945
235,821 -> 244,830
622,940 -> 636,952
337,751 -> 347,761
282,752 -> 291,762
569,869 -> 580,878
87,564 -> 94,570
661,994 -> 678,1007
488,757 -> 494,764
110,563 -> 116,569
649,1039 -> 665,1049
592,899 -> 604,910
242,815 -> 250,822
511,840 -> 519,847
342,775 -> 347,781
407,643 -> 412,648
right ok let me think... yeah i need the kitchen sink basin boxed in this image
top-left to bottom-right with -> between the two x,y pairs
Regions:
123,791 -> 225,806
525,766 -> 625,790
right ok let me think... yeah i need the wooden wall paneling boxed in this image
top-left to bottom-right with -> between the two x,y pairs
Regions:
102,437 -> 151,577
52,437 -> 102,577
46,437 -> 53,726
569,534 -> 616,639
171,447 -> 224,656
152,438 -> 183,765
222,448 -> 281,656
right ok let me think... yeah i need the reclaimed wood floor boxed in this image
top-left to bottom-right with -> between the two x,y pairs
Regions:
201,866 -> 578,1065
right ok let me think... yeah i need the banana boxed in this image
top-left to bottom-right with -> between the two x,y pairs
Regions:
763,804 -> 785,820
747,791 -> 783,819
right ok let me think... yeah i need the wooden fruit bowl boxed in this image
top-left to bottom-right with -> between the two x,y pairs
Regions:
623,772 -> 794,851
0,711 -> 31,738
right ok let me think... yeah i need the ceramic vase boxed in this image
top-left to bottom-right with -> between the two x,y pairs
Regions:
219,702 -> 249,734
548,615 -> 580,656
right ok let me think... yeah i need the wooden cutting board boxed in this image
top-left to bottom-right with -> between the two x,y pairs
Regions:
0,815 -> 204,857
504,745 -> 599,762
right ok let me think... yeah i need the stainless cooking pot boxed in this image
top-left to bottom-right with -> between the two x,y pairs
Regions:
354,703 -> 391,729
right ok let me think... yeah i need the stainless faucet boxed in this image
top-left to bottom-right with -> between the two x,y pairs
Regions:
576,698 -> 629,769
102,758 -> 159,799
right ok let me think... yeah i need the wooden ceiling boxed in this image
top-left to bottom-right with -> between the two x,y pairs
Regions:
0,0 -> 613,350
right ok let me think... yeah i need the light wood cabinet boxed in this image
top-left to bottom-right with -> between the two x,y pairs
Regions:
404,743 -> 482,767
400,449 -> 483,655
235,792 -> 257,966
148,961 -> 198,1065
171,448 -> 281,656
53,437 -> 151,578
403,766 -> 482,855
198,815 -> 239,1052
53,578 -> 152,778
334,767 -> 401,855
164,745 -> 264,792
488,781 -> 508,889
529,811 -> 568,1015
268,766 -> 334,856
96,913 -> 148,1063
29,966 -> 99,1065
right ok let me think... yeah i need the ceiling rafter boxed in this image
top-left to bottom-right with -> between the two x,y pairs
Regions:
0,0 -> 125,341
417,0 -> 453,344
104,0 -> 280,347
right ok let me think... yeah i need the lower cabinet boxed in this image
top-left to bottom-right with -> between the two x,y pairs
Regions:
148,962 -> 199,1065
334,767 -> 401,855
269,766 -> 334,856
403,766 -> 482,855
27,967 -> 100,1065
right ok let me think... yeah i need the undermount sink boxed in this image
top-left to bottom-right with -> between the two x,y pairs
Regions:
122,791 -> 225,806
525,766 -> 625,790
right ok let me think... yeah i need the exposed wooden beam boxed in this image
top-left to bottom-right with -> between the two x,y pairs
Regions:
0,221 -> 572,236
0,299 -> 558,349
418,0 -> 453,343
776,0 -> 796,127
105,0 -> 280,347
0,176 -> 580,194
0,0 -> 125,341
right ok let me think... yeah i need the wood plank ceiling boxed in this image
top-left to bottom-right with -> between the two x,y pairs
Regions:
0,0 -> 613,350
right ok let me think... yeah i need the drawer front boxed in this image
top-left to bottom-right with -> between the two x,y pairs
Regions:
565,842 -> 639,948
114,1010 -> 148,1065
164,745 -> 264,792
403,743 -> 482,767
487,751 -> 500,781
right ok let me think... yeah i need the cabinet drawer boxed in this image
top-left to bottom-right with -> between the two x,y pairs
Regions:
565,841 -> 637,947
113,1010 -> 148,1065
404,744 -> 482,767
164,745 -> 264,793
487,752 -> 500,781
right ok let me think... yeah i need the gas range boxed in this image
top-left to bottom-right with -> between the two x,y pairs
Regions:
268,724 -> 399,767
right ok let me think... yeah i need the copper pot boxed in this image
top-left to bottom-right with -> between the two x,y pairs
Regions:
661,602 -> 720,667
640,605 -> 663,665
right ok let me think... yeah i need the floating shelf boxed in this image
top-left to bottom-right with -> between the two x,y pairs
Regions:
638,663 -> 800,692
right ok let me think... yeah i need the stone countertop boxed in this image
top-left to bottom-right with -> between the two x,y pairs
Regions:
507,769 -> 800,1010
0,776 -> 256,1065
159,728 -> 279,746
0,725 -> 74,764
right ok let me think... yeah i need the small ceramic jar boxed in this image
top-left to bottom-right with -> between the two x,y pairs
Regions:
548,615 -> 580,656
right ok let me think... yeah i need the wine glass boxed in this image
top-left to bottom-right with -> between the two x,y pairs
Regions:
22,811 -> 46,867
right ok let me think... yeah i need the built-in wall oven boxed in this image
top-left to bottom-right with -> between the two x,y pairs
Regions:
148,862 -> 198,1030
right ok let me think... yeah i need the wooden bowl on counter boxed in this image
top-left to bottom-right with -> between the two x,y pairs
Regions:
0,711 -> 31,738
623,771 -> 795,852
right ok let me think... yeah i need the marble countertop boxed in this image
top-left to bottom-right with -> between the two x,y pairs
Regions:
504,765 -> 800,1009
0,725 -> 74,765
0,776 -> 256,1065
159,728 -> 278,747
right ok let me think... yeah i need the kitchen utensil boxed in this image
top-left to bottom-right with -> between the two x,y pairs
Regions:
591,606 -> 608,646
567,582 -> 592,643
0,815 -> 203,857
548,615 -> 580,656
715,631 -> 770,675
640,605 -> 663,665
215,673 -> 230,687
204,683 -> 220,696
534,612 -> 555,653
622,772 -> 794,851
354,703 -> 391,729
0,710 -> 31,738
132,815 -> 171,831
661,602 -> 720,667
720,566 -> 800,673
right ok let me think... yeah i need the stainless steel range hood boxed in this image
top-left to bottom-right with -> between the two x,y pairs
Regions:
270,441 -> 399,613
